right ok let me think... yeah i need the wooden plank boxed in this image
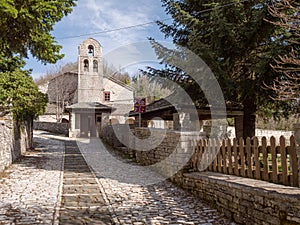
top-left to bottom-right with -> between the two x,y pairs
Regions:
217,140 -> 224,173
199,139 -> 207,171
233,138 -> 239,176
262,137 -> 269,181
280,136 -> 288,185
197,140 -> 202,171
239,137 -> 246,177
193,140 -> 198,171
290,135 -> 299,187
203,139 -> 208,171
208,139 -> 213,171
227,139 -> 233,175
270,136 -> 278,183
221,139 -> 227,174
213,139 -> 218,172
253,137 -> 260,180
246,137 -> 252,178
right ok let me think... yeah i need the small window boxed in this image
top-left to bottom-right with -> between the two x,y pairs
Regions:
93,60 -> 98,72
83,59 -> 89,72
104,92 -> 110,101
88,45 -> 94,57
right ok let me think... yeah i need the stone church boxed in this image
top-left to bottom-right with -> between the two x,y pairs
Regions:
38,38 -> 134,137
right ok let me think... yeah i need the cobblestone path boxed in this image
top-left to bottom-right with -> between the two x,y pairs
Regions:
59,140 -> 112,225
0,132 -> 233,224
0,132 -> 64,224
77,138 -> 233,225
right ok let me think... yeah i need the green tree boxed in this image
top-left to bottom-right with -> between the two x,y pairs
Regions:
0,0 -> 77,70
146,0 -> 294,138
0,69 -> 48,120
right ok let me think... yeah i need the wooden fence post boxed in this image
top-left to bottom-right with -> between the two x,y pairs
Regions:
239,137 -> 245,177
227,139 -> 233,175
270,136 -> 278,183
262,137 -> 269,181
253,137 -> 260,180
290,135 -> 299,187
280,136 -> 288,185
233,138 -> 239,176
246,137 -> 252,178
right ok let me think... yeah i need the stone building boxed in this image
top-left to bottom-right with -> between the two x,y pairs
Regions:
67,38 -> 134,137
37,38 -> 134,137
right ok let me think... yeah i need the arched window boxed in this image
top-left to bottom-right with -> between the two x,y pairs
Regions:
83,59 -> 89,72
93,60 -> 98,72
88,45 -> 94,57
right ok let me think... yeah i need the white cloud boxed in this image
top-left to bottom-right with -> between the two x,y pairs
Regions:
27,0 -> 167,78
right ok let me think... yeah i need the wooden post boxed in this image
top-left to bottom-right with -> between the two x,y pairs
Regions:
221,140 -> 227,173
233,138 -> 239,176
262,137 -> 269,181
227,139 -> 233,175
239,137 -> 245,177
217,139 -> 222,172
290,135 -> 299,187
253,137 -> 261,180
246,137 -> 252,178
208,139 -> 213,171
270,136 -> 278,183
213,139 -> 218,172
280,136 -> 288,185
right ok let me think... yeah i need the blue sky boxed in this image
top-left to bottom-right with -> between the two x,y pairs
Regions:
26,0 -> 171,79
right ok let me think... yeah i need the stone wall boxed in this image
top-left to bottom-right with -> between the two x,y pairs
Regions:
0,118 -> 31,172
131,127 -> 300,225
171,172 -> 300,225
134,128 -> 181,166
0,119 -> 14,171
33,121 -> 69,135
101,124 -> 129,148
133,128 -> 204,178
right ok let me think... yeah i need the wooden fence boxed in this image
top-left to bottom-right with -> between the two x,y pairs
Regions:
190,136 -> 299,187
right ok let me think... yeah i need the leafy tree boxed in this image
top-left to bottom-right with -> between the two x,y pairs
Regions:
0,69 -> 48,120
0,0 -> 77,70
146,0 -> 294,138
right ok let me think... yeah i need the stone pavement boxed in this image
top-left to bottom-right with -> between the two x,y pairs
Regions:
0,131 -> 233,224
59,140 -> 112,225
0,130 -> 64,224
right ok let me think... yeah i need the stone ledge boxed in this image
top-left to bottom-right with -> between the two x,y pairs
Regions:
33,122 -> 68,135
184,172 -> 300,197
173,171 -> 300,225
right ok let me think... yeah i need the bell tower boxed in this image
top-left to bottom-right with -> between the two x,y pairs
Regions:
78,38 -> 103,102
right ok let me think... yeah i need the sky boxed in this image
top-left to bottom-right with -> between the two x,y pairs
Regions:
25,0 -> 171,79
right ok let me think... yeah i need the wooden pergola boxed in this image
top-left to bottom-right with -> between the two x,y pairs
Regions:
129,97 -> 245,138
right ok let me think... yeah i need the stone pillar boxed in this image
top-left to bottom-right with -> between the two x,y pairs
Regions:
234,115 -> 243,139
294,123 -> 300,144
173,113 -> 180,130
